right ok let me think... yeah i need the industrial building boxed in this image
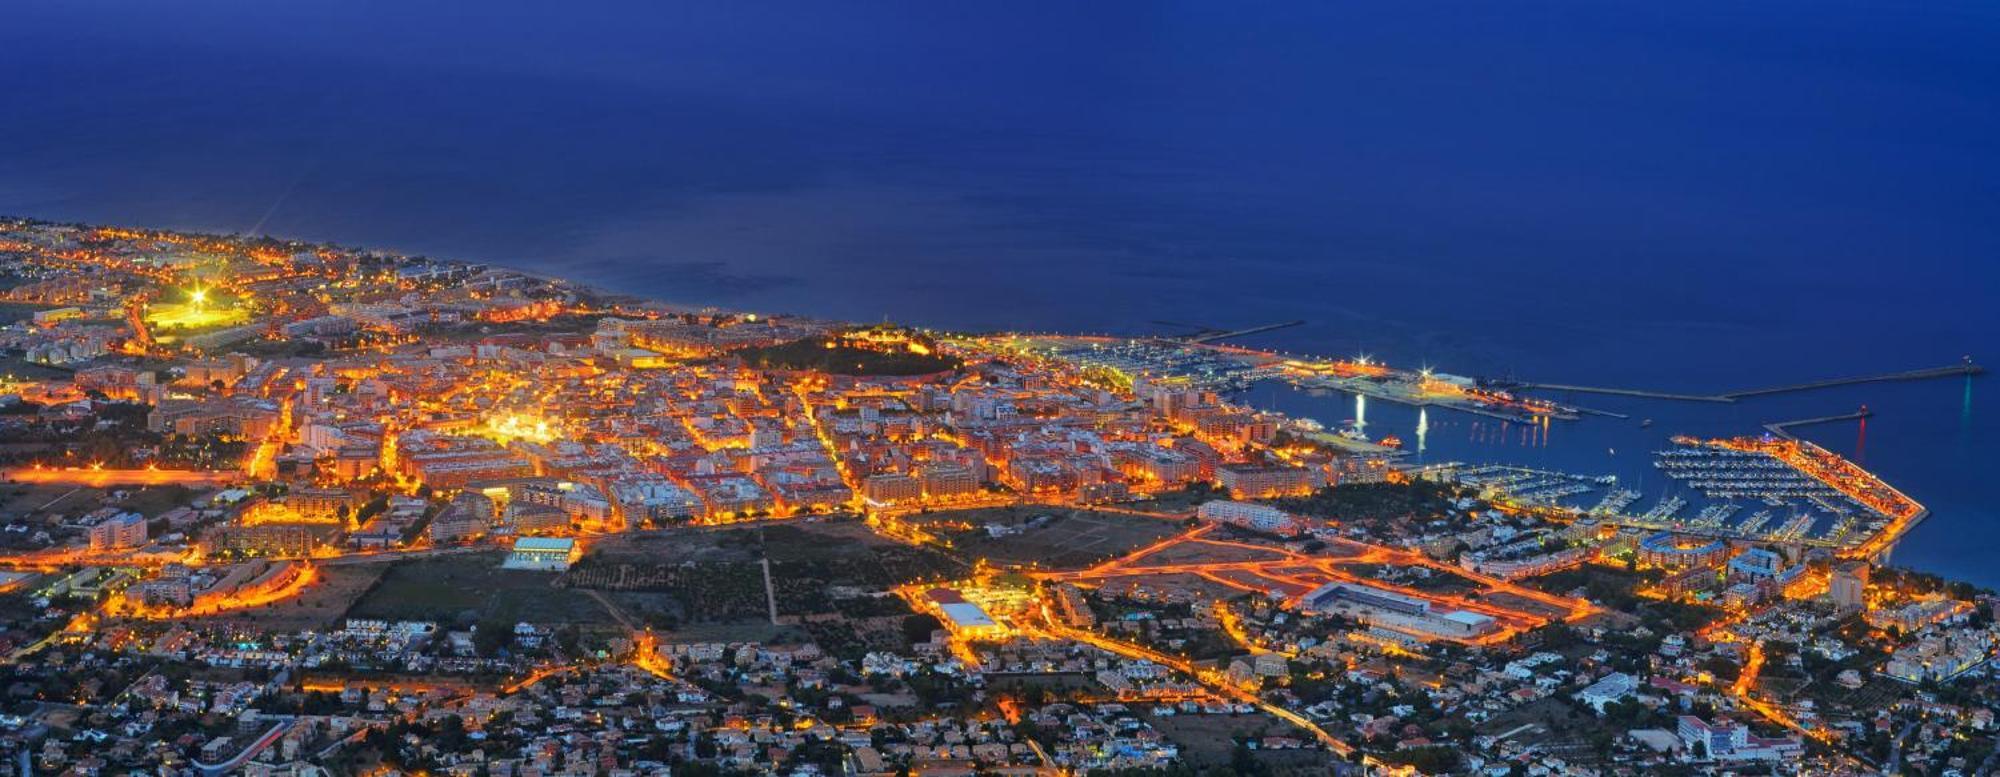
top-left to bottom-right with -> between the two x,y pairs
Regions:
502,537 -> 580,571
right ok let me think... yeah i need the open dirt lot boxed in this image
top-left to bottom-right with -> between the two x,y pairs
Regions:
911,506 -> 1186,570
346,551 -> 620,627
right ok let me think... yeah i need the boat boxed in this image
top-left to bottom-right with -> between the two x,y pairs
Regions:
1693,503 -> 1741,528
1642,494 -> 1688,522
1592,489 -> 1641,515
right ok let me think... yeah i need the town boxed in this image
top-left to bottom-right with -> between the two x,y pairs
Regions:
0,217 -> 1994,776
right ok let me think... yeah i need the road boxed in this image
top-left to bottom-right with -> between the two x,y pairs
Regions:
192,718 -> 292,776
760,557 -> 780,625
1037,524 -> 1597,645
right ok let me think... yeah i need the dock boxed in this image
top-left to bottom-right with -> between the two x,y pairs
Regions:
1517,360 -> 1982,404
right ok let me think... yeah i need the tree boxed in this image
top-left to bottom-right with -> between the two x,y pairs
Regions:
1227,742 -> 1270,777
901,613 -> 941,644
473,620 -> 511,657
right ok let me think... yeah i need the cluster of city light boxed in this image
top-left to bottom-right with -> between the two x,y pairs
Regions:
144,285 -> 250,329
478,412 -> 559,444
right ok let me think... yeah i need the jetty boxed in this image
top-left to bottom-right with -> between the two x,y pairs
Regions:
1721,362 -> 1984,400
1762,408 -> 1874,440
1517,360 -> 1982,404
1514,383 -> 1730,402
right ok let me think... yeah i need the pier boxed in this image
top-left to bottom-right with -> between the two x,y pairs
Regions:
1517,360 -> 1981,404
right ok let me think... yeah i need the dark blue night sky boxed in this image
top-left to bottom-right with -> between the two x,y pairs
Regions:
3,1 -> 1997,580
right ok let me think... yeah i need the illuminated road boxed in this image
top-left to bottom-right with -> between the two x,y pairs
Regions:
193,718 -> 293,776
1036,525 -> 1597,645
1021,606 -> 1355,759
2,466 -> 244,488
115,563 -> 319,619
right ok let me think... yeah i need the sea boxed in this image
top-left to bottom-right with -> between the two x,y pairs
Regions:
1,1 -> 1995,585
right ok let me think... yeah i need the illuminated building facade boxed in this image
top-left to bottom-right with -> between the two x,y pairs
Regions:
1216,464 -> 1318,499
1196,500 -> 1302,536
88,512 -> 148,551
1638,533 -> 1728,570
1829,561 -> 1869,611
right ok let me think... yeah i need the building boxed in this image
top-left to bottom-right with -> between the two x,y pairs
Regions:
1638,533 -> 1728,570
921,588 -> 1003,640
1574,672 -> 1638,713
506,502 -> 571,535
918,464 -> 981,500
1677,715 -> 1742,758
89,512 -> 148,551
401,449 -> 534,490
1215,464 -> 1317,499
1196,500 -> 1301,536
1727,547 -> 1804,589
502,537 -> 580,571
1110,445 -> 1200,486
430,494 -> 493,543
1303,582 -> 1498,641
284,487 -> 363,523
610,478 -> 702,525
861,473 -> 923,507
148,396 -> 282,439
1881,628 -> 1998,684
201,523 -> 341,557
1830,561 -> 1869,610
1308,582 -> 1430,616
1676,715 -> 1802,762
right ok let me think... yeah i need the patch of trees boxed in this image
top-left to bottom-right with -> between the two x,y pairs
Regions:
732,337 -> 960,376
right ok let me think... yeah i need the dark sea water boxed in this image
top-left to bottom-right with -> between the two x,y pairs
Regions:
2,2 -> 1996,583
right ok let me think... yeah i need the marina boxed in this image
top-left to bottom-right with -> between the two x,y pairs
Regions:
1424,435 -> 1922,555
